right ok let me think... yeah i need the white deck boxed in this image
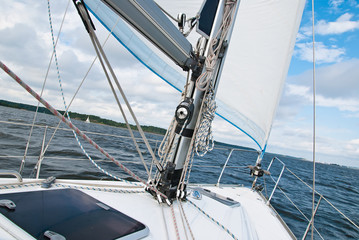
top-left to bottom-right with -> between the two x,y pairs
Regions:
0,178 -> 294,240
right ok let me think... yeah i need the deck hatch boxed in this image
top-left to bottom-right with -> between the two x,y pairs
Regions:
0,188 -> 148,240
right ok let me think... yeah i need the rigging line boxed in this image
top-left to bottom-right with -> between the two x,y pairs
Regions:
37,0 -> 109,181
195,0 -> 236,91
187,199 -> 238,240
160,204 -> 170,240
19,0 -> 71,175
311,0 -> 316,239
86,26 -> 152,179
76,3 -> 163,173
177,1 -> 239,190
286,167 -> 359,230
184,152 -> 195,185
276,186 -> 324,240
0,61 -> 169,200
154,2 -> 178,22
177,198 -> 195,240
40,2 -> 136,183
170,204 -> 180,240
177,88 -> 209,191
177,201 -> 189,240
33,0 -> 73,178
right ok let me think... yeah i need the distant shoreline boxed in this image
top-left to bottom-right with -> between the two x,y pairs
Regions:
0,99 -> 167,135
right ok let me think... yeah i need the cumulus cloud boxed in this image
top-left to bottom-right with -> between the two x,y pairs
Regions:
299,13 -> 359,38
1,1 -> 359,167
294,42 -> 345,63
273,58 -> 359,162
316,13 -> 359,35
329,0 -> 345,9
289,59 -> 359,99
330,0 -> 359,10
346,139 -> 359,154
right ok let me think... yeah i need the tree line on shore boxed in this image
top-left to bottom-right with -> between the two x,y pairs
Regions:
0,99 -> 166,135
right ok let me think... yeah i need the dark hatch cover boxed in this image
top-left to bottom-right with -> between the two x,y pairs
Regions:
0,188 -> 148,239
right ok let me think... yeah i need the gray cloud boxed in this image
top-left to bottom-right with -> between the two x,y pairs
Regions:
288,59 -> 359,99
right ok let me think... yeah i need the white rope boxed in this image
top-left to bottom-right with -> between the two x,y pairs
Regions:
41,0 -> 138,185
188,199 -> 238,240
177,198 -> 195,239
19,0 -> 71,175
176,0 -> 238,192
158,117 -> 177,161
195,0 -> 237,91
193,0 -> 236,156
194,89 -> 216,156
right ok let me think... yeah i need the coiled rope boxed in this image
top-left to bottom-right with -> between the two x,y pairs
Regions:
194,89 -> 216,156
177,0 -> 237,190
193,0 -> 236,157
195,0 -> 237,91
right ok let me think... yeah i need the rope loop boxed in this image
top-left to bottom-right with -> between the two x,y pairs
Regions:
195,89 -> 217,157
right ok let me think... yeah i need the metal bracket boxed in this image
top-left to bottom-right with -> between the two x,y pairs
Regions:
0,170 -> 23,182
0,199 -> 16,210
42,176 -> 56,189
44,230 -> 66,240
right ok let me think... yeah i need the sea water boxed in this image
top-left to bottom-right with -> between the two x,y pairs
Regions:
0,105 -> 358,239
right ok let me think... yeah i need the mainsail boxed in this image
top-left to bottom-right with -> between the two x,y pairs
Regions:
84,0 -> 305,151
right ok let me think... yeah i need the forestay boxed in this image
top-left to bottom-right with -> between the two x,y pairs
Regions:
84,0 -> 305,151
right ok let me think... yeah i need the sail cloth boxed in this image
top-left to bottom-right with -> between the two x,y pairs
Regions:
84,0 -> 305,151
216,0 -> 306,150
84,0 -> 186,92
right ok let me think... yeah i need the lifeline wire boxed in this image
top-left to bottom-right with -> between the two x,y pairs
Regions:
20,0 -> 71,175
0,61 -> 168,200
1,61 -> 183,240
39,0 -> 134,185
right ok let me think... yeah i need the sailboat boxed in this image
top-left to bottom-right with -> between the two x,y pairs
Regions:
85,116 -> 90,123
0,0 -> 323,239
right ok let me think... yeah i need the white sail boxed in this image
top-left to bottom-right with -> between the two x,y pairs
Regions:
216,0 -> 305,150
84,0 -> 305,151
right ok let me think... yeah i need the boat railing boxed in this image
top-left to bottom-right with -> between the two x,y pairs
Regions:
266,157 -> 286,204
1,119 -> 259,181
1,119 -> 358,238
265,156 -> 359,239
216,148 -> 260,186
0,170 -> 23,182
0,119 -> 163,179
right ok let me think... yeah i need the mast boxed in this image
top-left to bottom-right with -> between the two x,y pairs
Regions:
153,0 -> 239,201
80,0 -> 239,201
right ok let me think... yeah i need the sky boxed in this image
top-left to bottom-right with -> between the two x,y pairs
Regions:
0,0 -> 358,167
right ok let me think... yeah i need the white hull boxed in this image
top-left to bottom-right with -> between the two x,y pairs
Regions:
0,178 -> 294,239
